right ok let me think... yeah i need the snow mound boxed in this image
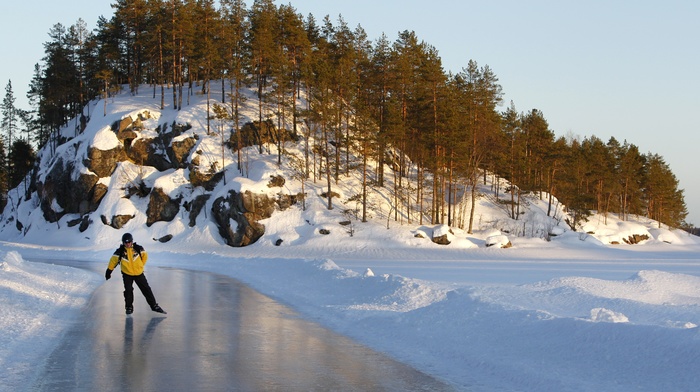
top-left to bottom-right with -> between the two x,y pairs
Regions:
0,252 -> 102,388
432,224 -> 452,239
474,270 -> 700,329
590,307 -> 629,323
526,270 -> 700,307
485,234 -> 510,247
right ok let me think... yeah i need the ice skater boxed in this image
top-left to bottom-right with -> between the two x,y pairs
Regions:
105,233 -> 166,315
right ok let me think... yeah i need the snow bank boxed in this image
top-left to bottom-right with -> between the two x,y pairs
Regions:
0,252 -> 102,388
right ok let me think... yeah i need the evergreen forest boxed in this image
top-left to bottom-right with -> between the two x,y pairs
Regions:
0,0 -> 690,231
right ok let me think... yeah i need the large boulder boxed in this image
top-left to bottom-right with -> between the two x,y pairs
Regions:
110,214 -> 135,229
126,133 -> 196,173
431,224 -> 453,245
170,136 -> 197,168
39,158 -> 100,222
186,194 -> 211,227
622,234 -> 650,245
485,234 -> 512,248
85,145 -> 127,178
128,138 -> 172,171
112,110 -> 196,172
188,155 -> 224,190
211,190 -> 301,247
146,187 -> 181,226
212,191 -> 262,247
115,110 -> 153,134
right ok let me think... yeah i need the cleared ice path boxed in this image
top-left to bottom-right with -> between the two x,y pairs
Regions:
31,263 -> 455,391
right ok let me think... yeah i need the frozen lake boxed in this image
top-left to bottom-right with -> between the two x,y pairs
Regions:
31,264 -> 454,391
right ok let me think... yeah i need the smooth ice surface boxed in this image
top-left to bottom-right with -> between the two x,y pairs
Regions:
32,265 -> 452,392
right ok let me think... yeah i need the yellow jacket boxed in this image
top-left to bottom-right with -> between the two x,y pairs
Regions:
108,244 -> 149,276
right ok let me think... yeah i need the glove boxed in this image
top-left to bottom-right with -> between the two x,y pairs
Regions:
105,268 -> 112,280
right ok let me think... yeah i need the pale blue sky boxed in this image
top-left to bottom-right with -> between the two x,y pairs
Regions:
1,1 -> 698,224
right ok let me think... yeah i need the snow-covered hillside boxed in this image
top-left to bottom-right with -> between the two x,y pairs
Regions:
1,84 -> 700,391
0,80 -> 687,250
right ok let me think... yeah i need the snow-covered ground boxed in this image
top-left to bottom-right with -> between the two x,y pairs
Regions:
1,85 -> 700,391
3,217 -> 700,391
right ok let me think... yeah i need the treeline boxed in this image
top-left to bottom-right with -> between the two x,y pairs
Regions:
0,80 -> 37,209
5,0 -> 688,230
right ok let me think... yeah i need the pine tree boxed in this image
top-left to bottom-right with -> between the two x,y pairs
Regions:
368,33 -> 392,188
415,44 -> 445,226
351,24 -> 374,223
389,30 -> 421,222
644,153 -> 687,227
499,101 -> 523,219
617,142 -> 645,220
1,80 -> 17,147
452,60 -> 503,232
220,0 -> 249,173
560,138 -> 594,230
0,140 -> 6,211
66,18 -> 95,134
27,63 -> 50,146
8,139 -> 35,191
40,23 -> 81,151
111,0 -> 150,93
248,0 -> 279,150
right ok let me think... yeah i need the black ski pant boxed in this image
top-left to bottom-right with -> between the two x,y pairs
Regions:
122,272 -> 157,309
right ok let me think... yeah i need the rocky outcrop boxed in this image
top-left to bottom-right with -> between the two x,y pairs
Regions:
188,155 -> 224,191
39,157 -> 102,222
146,188 -> 181,226
268,175 -> 285,188
86,146 -> 127,178
117,118 -> 198,179
110,214 -> 135,229
185,194 -> 211,227
622,234 -> 650,245
32,107 -> 301,247
211,190 -> 302,247
115,110 -> 152,133
170,136 -> 197,168
100,214 -> 135,229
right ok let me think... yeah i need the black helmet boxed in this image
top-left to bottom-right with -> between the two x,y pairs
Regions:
122,233 -> 134,244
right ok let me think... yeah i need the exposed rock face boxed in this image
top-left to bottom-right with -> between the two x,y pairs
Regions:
146,188 -> 181,227
170,136 -> 196,168
100,214 -> 135,229
185,194 -> 211,227
86,146 -> 127,177
116,110 -> 152,133
39,157 -> 101,222
119,118 -> 195,172
72,110 -> 196,231
212,190 -> 267,247
623,234 -> 650,244
188,156 -> 224,191
33,108 -> 300,247
432,234 -> 450,245
211,190 -> 301,247
110,214 -> 135,229
155,234 -> 174,243
268,175 -> 285,188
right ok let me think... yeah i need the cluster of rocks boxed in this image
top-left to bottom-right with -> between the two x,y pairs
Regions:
32,111 -> 301,247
